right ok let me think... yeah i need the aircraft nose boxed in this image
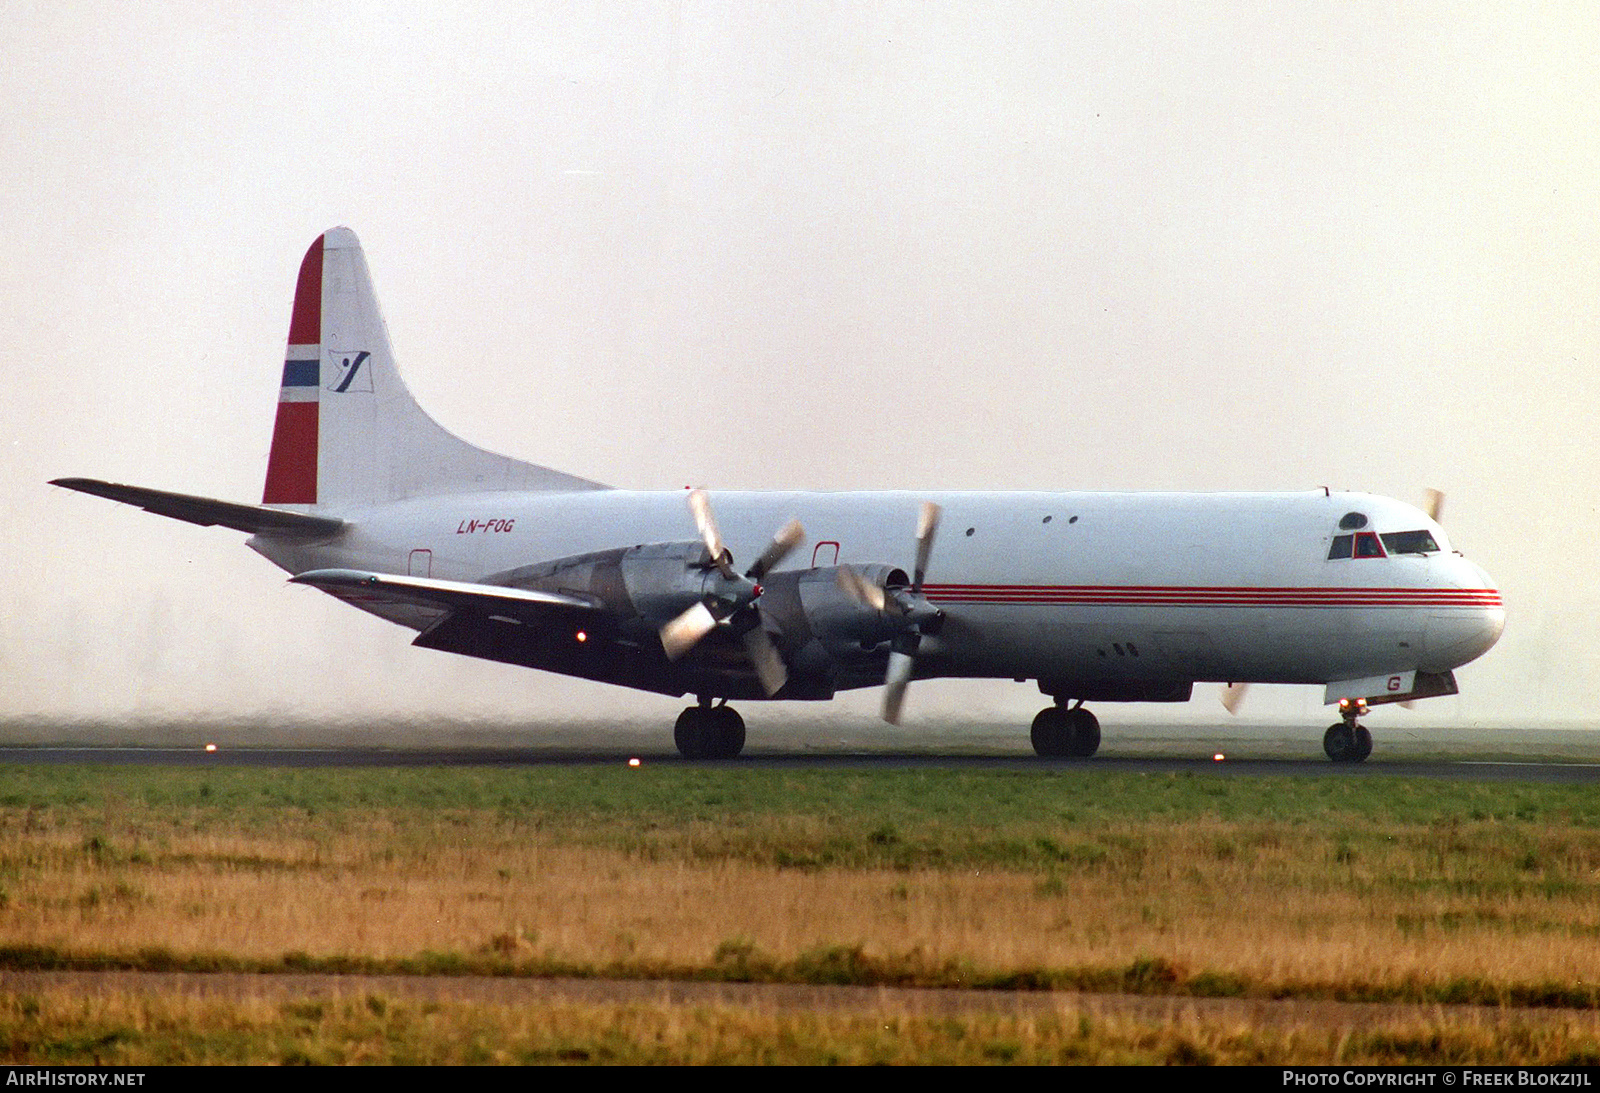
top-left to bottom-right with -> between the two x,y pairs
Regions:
1428,560 -> 1504,668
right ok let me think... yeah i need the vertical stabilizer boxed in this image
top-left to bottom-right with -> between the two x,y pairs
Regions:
263,228 -> 605,508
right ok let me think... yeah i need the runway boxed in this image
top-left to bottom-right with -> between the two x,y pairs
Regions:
2,719 -> 1598,782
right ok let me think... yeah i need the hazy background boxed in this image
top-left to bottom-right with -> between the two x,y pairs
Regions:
5,3 -> 1596,737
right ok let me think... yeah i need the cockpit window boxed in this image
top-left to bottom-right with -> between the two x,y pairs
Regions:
1338,512 -> 1368,530
1380,530 -> 1440,555
1328,532 -> 1389,560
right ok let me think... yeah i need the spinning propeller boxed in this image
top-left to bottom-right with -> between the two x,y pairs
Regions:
837,500 -> 944,724
1422,489 -> 1444,523
658,489 -> 805,696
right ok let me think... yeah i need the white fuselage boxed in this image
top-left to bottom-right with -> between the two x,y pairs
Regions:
251,487 -> 1503,696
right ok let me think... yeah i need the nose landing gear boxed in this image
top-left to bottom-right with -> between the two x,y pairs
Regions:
1323,698 -> 1373,763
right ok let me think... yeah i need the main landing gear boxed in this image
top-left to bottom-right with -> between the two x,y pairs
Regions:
1323,698 -> 1373,764
674,698 -> 746,760
1030,702 -> 1101,758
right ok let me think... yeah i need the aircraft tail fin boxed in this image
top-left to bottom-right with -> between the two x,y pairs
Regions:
263,228 -> 605,509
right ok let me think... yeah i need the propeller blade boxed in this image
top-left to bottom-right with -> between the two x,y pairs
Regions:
742,624 -> 788,696
882,646 -> 917,724
746,518 -> 805,581
659,600 -> 720,660
1220,682 -> 1249,715
1423,488 -> 1445,523
687,489 -> 735,577
878,501 -> 943,723
836,564 -> 887,612
913,501 -> 941,591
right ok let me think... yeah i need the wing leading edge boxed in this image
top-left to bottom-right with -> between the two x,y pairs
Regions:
289,568 -> 598,619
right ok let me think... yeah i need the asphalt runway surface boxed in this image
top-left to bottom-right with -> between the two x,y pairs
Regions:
3,719 -> 1599,782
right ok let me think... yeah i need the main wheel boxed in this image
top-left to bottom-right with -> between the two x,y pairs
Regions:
675,705 -> 746,760
1064,707 -> 1101,758
707,705 -> 746,760
674,707 -> 711,759
1032,706 -> 1100,758
1323,722 -> 1356,763
1030,707 -> 1072,757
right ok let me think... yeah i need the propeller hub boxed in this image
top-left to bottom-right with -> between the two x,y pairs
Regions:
831,500 -> 944,724
659,490 -> 804,697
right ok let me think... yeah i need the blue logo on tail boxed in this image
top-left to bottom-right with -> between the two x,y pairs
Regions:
326,350 -> 371,393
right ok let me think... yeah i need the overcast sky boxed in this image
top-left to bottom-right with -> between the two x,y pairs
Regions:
5,3 -> 1597,734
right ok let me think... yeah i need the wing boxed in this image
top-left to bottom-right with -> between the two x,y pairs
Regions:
51,478 -> 345,537
290,568 -> 692,697
289,568 -> 598,621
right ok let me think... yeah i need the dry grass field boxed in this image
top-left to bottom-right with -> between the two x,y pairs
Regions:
8,987 -> 1600,1065
3,760 -> 1600,1062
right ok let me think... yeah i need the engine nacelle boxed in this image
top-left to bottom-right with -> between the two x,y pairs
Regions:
619,541 -> 736,622
753,564 -> 909,652
486,541 -> 726,626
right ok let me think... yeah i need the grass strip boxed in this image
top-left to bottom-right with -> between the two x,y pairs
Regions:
7,988 -> 1599,1065
5,943 -> 1599,1011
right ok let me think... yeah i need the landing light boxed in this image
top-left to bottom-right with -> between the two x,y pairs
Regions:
628,757 -> 641,768
1212,752 -> 1225,762
575,630 -> 588,643
204,743 -> 217,753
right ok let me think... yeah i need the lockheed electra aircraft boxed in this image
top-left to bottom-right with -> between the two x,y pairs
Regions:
53,228 -> 1504,762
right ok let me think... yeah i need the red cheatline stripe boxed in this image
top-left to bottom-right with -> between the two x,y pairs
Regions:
933,597 -> 1499,607
287,234 -> 324,346
921,583 -> 1501,607
924,591 -> 1501,601
927,593 -> 1501,600
924,583 -> 1497,595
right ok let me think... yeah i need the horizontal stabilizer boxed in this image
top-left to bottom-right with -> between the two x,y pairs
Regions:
51,478 -> 345,537
290,568 -> 597,622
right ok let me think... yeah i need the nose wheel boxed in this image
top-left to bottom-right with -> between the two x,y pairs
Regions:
674,701 -> 746,760
1323,699 -> 1373,763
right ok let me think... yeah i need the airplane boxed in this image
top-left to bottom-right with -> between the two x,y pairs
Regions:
52,227 -> 1504,762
